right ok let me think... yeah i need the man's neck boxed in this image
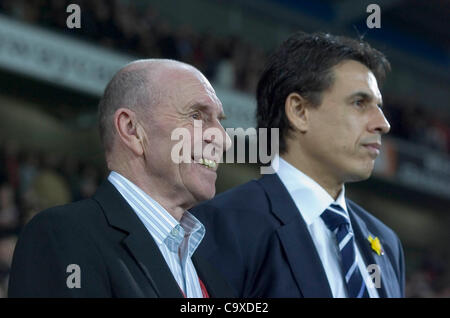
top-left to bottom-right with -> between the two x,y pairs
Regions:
280,153 -> 344,200
112,167 -> 188,222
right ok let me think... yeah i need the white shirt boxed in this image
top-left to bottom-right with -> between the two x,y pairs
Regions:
108,171 -> 206,298
274,155 -> 379,298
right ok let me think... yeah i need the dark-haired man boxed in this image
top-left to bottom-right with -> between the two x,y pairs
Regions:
192,32 -> 405,298
9,59 -> 234,297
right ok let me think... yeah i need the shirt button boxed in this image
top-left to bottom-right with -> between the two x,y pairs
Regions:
171,228 -> 178,236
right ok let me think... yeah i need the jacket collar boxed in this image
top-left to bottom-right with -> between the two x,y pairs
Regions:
93,179 -> 232,298
93,180 -> 184,297
347,202 -> 399,298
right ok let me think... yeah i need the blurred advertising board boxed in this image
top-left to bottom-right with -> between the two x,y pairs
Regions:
374,138 -> 450,200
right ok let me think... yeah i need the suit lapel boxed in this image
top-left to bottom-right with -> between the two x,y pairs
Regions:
93,180 -> 184,298
258,174 -> 333,297
347,202 -> 399,298
122,233 -> 183,297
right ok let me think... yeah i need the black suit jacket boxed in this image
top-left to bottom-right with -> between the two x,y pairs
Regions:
8,180 -> 235,298
192,174 -> 405,298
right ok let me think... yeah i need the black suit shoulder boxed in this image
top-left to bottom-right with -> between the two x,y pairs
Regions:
26,198 -> 103,232
347,199 -> 405,294
347,199 -> 402,249
9,199 -> 112,297
19,198 -> 113,260
194,179 -> 281,242
193,180 -> 281,294
195,179 -> 274,220
202,179 -> 266,208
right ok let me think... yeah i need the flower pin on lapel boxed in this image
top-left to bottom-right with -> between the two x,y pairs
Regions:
368,235 -> 384,256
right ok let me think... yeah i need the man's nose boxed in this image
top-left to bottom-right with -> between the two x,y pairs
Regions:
203,122 -> 232,152
369,107 -> 391,135
222,126 -> 232,152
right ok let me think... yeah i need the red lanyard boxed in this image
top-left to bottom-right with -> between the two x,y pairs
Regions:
180,278 -> 210,298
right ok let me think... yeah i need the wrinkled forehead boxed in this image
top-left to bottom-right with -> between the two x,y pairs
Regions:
162,67 -> 222,111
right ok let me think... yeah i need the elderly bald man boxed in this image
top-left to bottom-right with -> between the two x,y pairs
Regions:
8,59 -> 234,298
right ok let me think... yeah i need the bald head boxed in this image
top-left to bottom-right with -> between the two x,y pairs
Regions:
98,59 -> 199,154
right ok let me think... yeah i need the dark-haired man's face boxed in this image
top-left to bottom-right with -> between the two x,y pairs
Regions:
300,60 -> 390,185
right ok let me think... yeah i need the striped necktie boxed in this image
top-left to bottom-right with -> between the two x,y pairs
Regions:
320,203 -> 369,298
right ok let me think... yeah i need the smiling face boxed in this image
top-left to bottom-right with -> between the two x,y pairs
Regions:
139,65 -> 230,208
298,60 -> 391,185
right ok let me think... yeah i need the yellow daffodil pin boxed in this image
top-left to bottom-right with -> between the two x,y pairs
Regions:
368,235 -> 384,256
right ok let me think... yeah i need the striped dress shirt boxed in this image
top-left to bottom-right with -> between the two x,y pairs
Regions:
108,171 -> 206,298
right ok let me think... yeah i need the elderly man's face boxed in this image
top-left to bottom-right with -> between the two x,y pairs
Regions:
140,68 -> 230,206
299,60 -> 391,184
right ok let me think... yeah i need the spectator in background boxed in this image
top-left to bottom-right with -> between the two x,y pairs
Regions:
157,21 -> 181,60
112,0 -> 139,53
61,154 -> 82,201
3,141 -> 20,191
196,34 -> 221,81
78,163 -> 99,199
18,151 -> 39,198
425,119 -> 448,153
175,25 -> 195,65
0,183 -> 19,231
233,42 -> 253,91
24,152 -> 71,223
136,25 -> 159,59
0,142 -> 6,185
0,234 -> 18,298
406,250 -> 450,297
213,37 -> 236,89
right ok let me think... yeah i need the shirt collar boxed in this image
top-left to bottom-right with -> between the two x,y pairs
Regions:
273,154 -> 348,226
179,211 -> 205,257
108,171 -> 205,255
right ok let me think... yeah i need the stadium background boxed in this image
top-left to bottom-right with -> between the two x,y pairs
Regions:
0,0 -> 449,298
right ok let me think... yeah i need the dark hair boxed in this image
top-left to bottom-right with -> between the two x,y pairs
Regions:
256,31 -> 391,154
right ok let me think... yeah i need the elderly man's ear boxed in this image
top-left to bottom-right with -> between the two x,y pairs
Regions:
284,92 -> 310,133
114,108 -> 145,156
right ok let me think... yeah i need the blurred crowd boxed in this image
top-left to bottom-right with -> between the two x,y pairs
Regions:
1,0 -> 449,154
384,97 -> 450,154
0,140 -> 105,297
0,0 -> 449,298
0,0 -> 265,94
405,250 -> 450,298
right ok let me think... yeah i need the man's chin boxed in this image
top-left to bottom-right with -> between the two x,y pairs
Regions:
188,183 -> 217,206
346,169 -> 373,183
196,188 -> 216,203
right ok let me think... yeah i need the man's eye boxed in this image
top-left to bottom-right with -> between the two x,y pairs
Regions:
354,99 -> 365,107
192,112 -> 201,120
